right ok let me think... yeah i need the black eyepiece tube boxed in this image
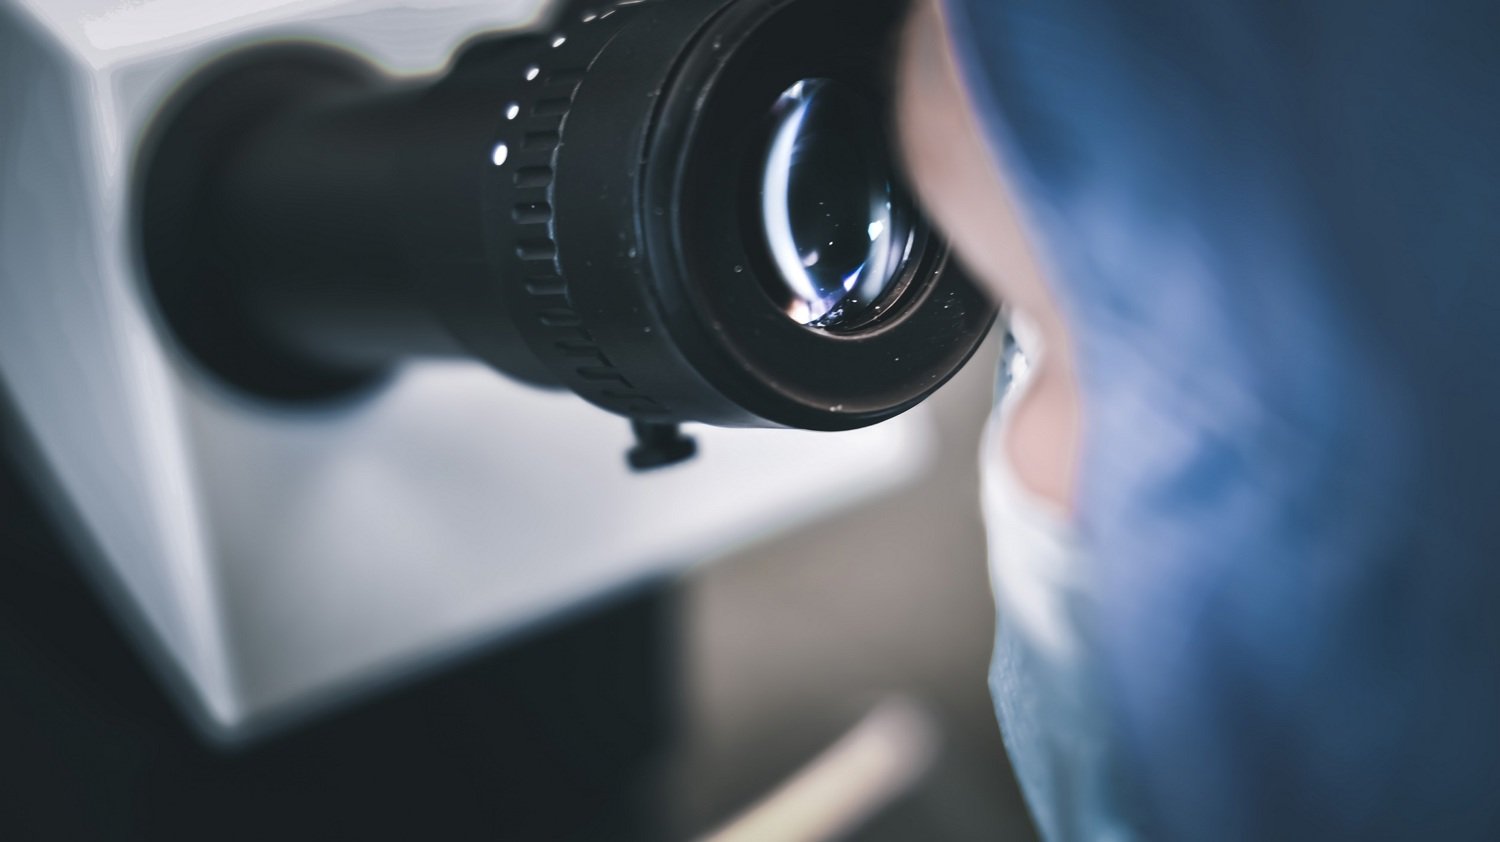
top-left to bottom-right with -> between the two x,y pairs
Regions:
217,80 -> 473,369
139,0 -> 995,427
144,47 -> 562,393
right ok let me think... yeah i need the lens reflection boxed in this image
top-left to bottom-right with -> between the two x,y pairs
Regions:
759,79 -> 915,327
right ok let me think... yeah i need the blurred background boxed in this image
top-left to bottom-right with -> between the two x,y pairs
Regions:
667,336 -> 1033,840
0,335 -> 1038,840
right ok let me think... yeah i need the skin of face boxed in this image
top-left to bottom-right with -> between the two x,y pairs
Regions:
894,0 -> 1082,511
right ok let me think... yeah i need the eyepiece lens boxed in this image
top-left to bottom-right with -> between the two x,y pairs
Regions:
758,79 -> 915,328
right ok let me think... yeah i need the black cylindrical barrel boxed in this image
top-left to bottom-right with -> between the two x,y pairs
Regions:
201,48 -> 557,386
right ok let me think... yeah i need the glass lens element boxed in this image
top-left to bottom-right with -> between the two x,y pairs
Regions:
759,79 -> 916,328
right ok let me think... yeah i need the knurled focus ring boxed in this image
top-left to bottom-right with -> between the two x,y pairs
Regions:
486,1 -> 676,420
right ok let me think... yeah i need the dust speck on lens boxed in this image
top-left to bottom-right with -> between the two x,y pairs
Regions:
756,78 -> 916,329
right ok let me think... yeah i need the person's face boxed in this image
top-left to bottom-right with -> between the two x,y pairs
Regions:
894,0 -> 1082,508
893,0 -> 1058,337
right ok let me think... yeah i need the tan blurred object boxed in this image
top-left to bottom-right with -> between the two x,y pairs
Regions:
699,698 -> 940,842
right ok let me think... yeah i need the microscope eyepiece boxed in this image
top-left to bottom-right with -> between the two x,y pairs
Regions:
138,0 -> 994,441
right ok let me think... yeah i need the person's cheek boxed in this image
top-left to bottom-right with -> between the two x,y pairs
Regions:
893,0 -> 1049,325
893,0 -> 1083,510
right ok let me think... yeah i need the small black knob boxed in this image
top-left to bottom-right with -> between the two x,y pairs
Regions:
627,421 -> 698,471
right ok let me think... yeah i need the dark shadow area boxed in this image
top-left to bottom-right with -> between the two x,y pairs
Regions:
0,456 -> 676,841
0,338 -> 1031,842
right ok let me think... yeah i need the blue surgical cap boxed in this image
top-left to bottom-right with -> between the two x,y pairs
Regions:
945,0 -> 1500,837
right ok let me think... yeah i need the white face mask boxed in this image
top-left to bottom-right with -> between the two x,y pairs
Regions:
981,320 -> 1140,841
983,373 -> 1085,661
984,315 -> 1087,660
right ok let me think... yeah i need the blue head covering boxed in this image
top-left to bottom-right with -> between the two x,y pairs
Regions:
945,0 -> 1500,837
